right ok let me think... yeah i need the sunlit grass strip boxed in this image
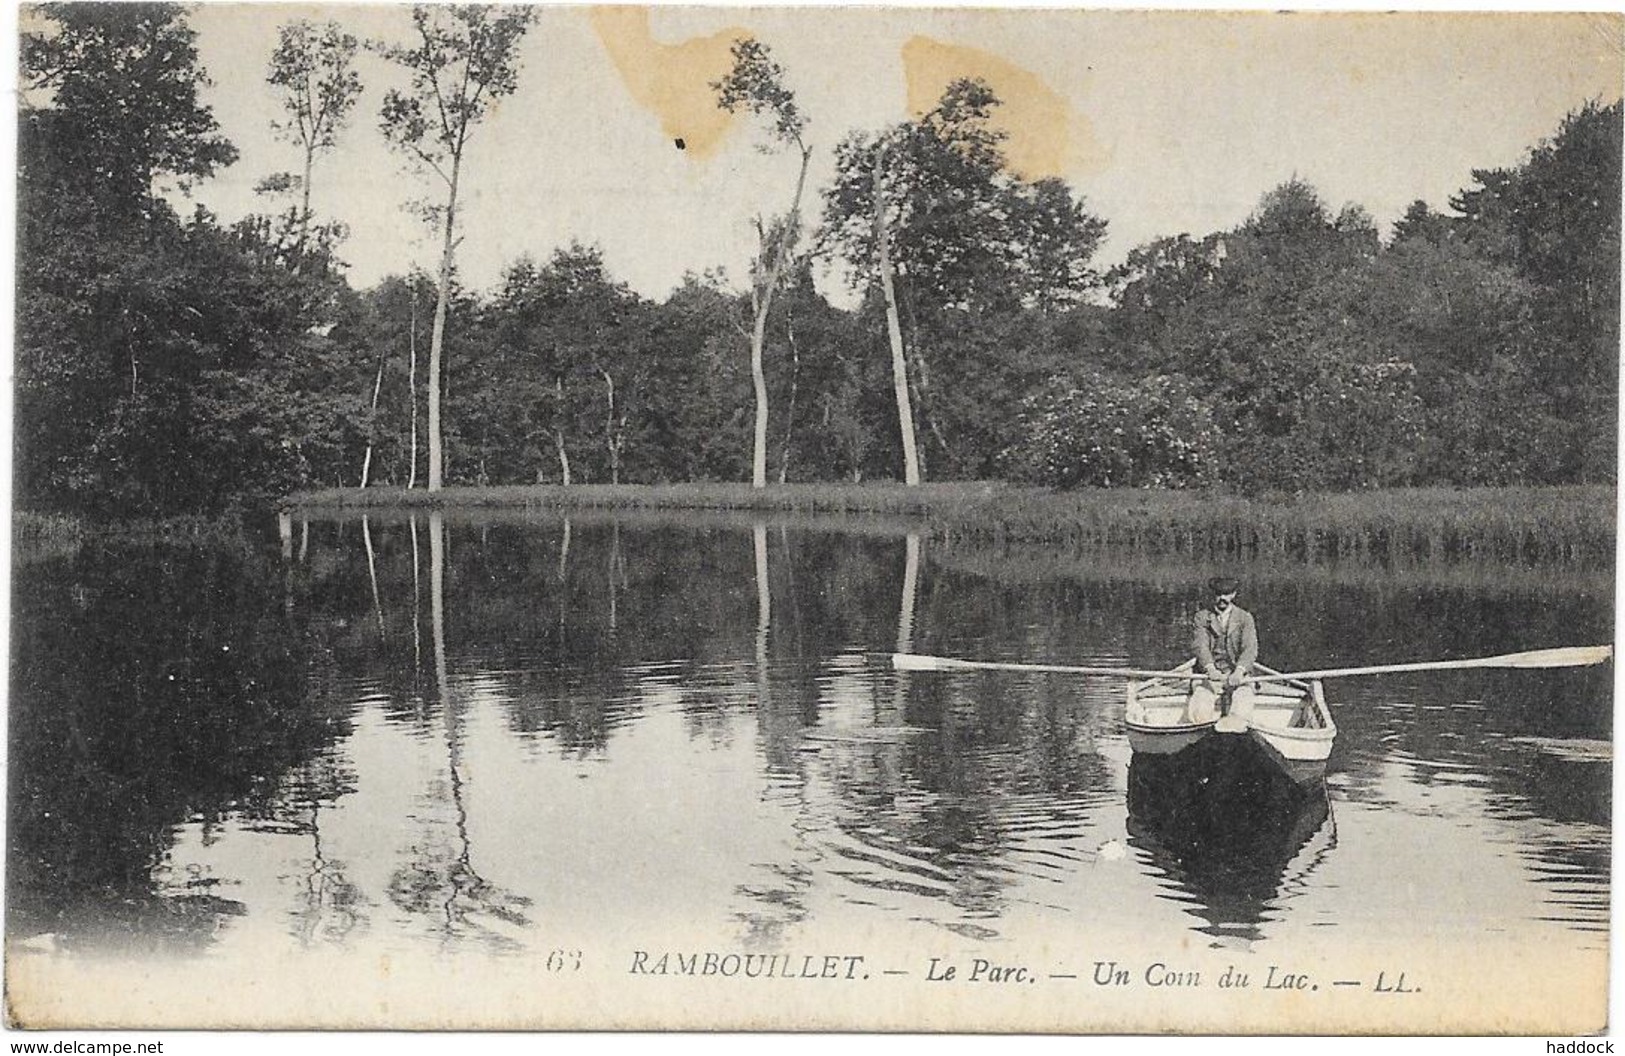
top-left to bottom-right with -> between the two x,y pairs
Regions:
285,483 -> 1615,565
13,510 -> 86,542
13,510 -> 88,562
13,511 -> 252,562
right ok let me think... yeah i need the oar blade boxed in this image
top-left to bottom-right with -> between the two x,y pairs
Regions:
1497,645 -> 1613,669
892,653 -> 964,672
1259,643 -> 1617,682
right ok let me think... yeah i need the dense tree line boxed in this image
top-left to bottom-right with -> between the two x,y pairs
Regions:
16,4 -> 1621,518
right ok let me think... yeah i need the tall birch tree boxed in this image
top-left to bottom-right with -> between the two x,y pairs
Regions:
871,140 -> 922,485
266,19 -> 361,247
712,38 -> 812,489
379,5 -> 537,490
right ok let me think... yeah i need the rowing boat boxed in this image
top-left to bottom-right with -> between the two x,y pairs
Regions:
1124,660 -> 1336,783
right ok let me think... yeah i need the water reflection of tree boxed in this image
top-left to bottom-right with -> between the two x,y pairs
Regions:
746,530 -> 1119,939
9,541 -> 350,951
314,515 -> 629,754
414,520 -> 870,759
282,752 -> 366,947
384,514 -> 533,952
753,521 -> 826,775
643,524 -> 850,942
495,518 -> 637,754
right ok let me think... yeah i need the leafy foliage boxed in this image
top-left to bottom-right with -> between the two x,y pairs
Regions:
265,18 -> 362,236
713,37 -> 807,149
376,3 -> 539,491
1005,371 -> 1218,488
10,7 -> 1618,516
819,79 -> 1110,478
377,5 -> 538,188
268,20 -> 362,156
1083,127 -> 1621,494
17,5 -> 376,516
22,3 -> 236,211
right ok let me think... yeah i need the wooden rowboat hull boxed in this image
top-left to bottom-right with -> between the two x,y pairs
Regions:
1124,659 -> 1213,751
1125,660 -> 1337,784
1246,681 -> 1335,784
1126,723 -> 1213,756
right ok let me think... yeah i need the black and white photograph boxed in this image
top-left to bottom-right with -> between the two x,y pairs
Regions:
6,1 -> 1619,1037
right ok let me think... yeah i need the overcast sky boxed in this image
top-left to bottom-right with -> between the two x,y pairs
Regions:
172,4 -> 1624,302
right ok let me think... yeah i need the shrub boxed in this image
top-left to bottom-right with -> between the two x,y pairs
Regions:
1003,371 -> 1219,488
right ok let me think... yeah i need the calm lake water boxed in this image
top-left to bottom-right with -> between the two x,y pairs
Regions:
7,509 -> 1612,1028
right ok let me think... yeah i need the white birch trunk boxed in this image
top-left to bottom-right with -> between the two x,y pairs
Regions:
408,290 -> 419,489
746,145 -> 813,489
427,158 -> 462,491
875,145 -> 921,486
359,359 -> 385,488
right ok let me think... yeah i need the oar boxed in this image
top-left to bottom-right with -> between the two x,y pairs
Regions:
1247,645 -> 1613,683
891,654 -> 1210,681
892,644 -> 1613,684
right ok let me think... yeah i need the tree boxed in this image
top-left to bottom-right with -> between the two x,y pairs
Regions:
712,38 -> 814,488
18,3 -> 241,514
754,262 -> 865,483
21,3 -> 236,215
821,79 -> 1107,479
16,6 -> 386,515
1011,177 -> 1108,314
379,4 -> 538,491
344,273 -> 438,486
1369,229 -> 1544,482
266,19 -> 362,246
873,139 -> 922,485
474,245 -> 658,485
646,274 -> 756,482
1391,199 -> 1454,245
1457,101 -> 1622,481
197,214 -> 371,503
1099,180 -> 1427,491
1102,232 -> 1229,376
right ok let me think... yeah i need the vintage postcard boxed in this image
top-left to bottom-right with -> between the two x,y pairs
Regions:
7,1 -> 1619,1038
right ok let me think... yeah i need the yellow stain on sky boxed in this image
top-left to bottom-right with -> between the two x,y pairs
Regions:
589,7 -> 746,160
902,36 -> 1110,181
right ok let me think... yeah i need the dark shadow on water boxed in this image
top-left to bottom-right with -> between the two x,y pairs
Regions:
1126,740 -> 1334,946
8,541 -> 352,953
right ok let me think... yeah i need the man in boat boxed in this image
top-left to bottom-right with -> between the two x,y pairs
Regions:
1187,576 -> 1259,732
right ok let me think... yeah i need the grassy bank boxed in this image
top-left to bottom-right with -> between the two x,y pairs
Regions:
285,482 -> 1615,566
